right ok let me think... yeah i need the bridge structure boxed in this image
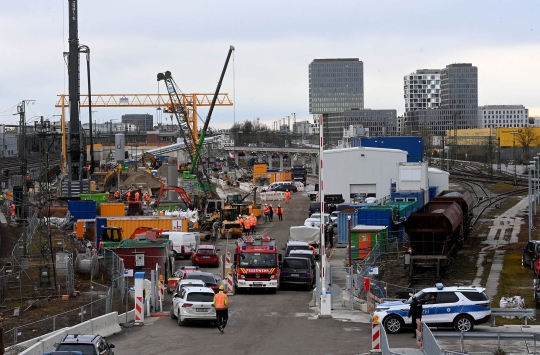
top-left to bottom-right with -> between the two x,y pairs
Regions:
222,146 -> 319,171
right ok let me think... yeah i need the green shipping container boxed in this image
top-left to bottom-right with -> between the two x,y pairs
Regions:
349,225 -> 388,260
79,193 -> 109,203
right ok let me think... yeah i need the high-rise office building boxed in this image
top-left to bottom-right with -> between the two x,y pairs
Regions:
309,58 -> 364,114
404,63 -> 478,136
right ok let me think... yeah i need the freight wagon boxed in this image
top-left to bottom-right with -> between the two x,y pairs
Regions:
405,201 -> 464,282
431,190 -> 474,230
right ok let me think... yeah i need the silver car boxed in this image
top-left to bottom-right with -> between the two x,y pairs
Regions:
170,286 -> 217,326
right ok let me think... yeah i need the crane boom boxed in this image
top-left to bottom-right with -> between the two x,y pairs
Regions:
188,45 -> 235,176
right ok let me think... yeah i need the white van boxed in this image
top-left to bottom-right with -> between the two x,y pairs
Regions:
161,232 -> 200,259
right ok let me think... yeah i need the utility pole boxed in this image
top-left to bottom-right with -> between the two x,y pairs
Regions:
14,100 -> 34,220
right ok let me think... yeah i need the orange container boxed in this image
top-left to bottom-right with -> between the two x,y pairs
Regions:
75,220 -> 85,238
100,203 -> 125,217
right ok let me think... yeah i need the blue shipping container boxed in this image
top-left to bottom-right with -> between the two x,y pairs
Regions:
354,136 -> 424,163
68,200 -> 97,221
337,210 -> 358,244
96,217 -> 107,247
428,186 -> 438,201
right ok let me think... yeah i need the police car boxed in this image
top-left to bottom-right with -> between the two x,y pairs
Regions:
373,284 -> 491,333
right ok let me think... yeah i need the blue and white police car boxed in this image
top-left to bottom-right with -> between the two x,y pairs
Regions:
373,284 -> 491,333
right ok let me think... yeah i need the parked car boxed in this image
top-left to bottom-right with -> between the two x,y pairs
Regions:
191,245 -> 220,267
373,284 -> 491,333
309,213 -> 331,227
330,211 -> 339,226
167,266 -> 200,293
279,256 -> 314,290
534,279 -> 540,308
174,279 -> 206,296
184,271 -> 220,293
523,241 -> 540,268
55,334 -> 115,355
169,286 -> 217,326
261,181 -> 298,193
308,201 -> 327,216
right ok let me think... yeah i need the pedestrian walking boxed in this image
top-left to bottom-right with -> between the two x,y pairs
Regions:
249,213 -> 257,234
269,204 -> 274,222
284,190 -> 291,204
213,285 -> 229,333
408,295 -> 423,338
263,204 -> 270,223
276,205 -> 283,221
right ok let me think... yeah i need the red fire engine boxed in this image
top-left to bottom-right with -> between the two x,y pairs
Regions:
233,236 -> 282,293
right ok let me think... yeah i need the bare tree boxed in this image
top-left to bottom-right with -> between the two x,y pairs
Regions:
517,126 -> 539,160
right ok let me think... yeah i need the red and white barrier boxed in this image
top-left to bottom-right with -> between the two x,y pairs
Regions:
226,252 -> 234,295
372,317 -> 381,352
134,272 -> 145,325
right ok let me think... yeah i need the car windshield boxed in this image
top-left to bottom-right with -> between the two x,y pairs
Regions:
197,248 -> 215,254
185,274 -> 217,285
286,245 -> 310,255
56,344 -> 96,355
239,253 -> 277,267
186,292 -> 215,302
283,259 -> 309,269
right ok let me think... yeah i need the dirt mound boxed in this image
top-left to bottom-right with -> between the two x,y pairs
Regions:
120,170 -> 163,189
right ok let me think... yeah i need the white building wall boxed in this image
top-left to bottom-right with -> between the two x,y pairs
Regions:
427,167 -> 450,194
396,162 -> 429,203
478,105 -> 529,128
324,147 -> 408,203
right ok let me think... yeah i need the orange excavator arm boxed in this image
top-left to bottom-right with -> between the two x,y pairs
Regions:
154,185 -> 194,209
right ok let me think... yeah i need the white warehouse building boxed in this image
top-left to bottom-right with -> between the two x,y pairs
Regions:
323,147 -> 407,203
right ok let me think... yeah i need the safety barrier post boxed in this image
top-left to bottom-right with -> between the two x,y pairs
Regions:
158,275 -> 164,313
134,272 -> 145,325
371,315 -> 381,352
226,252 -> 234,295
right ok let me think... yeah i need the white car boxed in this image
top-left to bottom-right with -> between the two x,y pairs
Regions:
169,286 -> 217,326
305,213 -> 331,227
174,279 -> 206,296
373,284 -> 491,333
330,211 -> 339,226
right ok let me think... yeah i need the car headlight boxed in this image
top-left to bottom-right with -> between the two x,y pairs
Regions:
374,307 -> 390,312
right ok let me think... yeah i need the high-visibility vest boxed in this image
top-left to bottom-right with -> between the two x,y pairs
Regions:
264,206 -> 270,214
214,291 -> 228,309
114,191 -> 119,198
250,216 -> 257,226
244,218 -> 251,229
238,218 -> 243,227
135,192 -> 140,201
277,207 -> 284,215
144,193 -> 150,202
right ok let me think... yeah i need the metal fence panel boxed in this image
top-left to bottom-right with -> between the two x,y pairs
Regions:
329,266 -> 353,311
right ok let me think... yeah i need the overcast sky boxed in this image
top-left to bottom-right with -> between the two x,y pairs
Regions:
1,0 -> 538,130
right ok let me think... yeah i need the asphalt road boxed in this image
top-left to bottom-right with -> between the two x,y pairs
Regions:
106,192 -> 385,355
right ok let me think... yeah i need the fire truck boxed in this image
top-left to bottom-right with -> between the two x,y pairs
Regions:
233,236 -> 282,293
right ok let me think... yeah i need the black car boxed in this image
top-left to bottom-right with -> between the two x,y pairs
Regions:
184,271 -> 220,293
269,183 -> 298,193
280,257 -> 314,290
308,201 -> 327,216
55,334 -> 115,355
523,241 -> 540,268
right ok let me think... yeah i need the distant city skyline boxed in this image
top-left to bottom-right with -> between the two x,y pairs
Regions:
1,0 -> 538,130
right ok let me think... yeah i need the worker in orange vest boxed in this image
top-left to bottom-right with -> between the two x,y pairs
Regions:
114,191 -> 120,199
126,190 -> 131,201
243,216 -> 252,236
237,216 -> 244,233
263,204 -> 270,223
134,191 -> 140,201
249,213 -> 257,234
11,202 -> 16,217
144,192 -> 150,206
284,190 -> 291,204
213,285 -> 228,333
276,205 -> 284,221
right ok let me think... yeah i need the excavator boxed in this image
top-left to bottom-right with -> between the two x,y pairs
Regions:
152,185 -> 194,210
224,187 -> 262,218
99,226 -> 168,255
141,150 -> 163,170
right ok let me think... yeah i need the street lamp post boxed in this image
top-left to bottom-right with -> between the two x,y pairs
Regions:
530,161 -> 535,242
534,157 -> 539,215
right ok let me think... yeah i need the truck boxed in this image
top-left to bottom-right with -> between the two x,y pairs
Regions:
233,236 -> 282,293
291,164 -> 307,185
288,226 -> 320,260
98,226 -> 168,254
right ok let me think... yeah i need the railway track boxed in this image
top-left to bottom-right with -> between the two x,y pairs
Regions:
0,154 -> 62,184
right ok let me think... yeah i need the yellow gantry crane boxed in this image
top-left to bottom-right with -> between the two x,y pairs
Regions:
55,93 -> 233,172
